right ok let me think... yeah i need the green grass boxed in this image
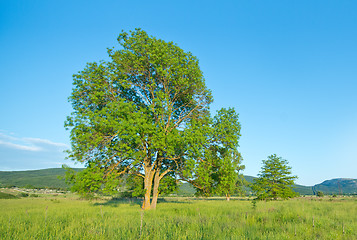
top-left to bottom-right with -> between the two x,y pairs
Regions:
1,196 -> 356,239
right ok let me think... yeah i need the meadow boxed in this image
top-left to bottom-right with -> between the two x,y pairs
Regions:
1,194 -> 356,240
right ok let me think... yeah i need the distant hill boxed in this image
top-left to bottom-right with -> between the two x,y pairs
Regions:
0,168 -> 355,195
292,184 -> 314,195
313,178 -> 357,195
175,182 -> 196,196
243,176 -> 357,195
0,168 -> 83,189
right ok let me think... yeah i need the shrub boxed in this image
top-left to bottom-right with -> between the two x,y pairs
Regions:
17,192 -> 29,198
317,191 -> 324,197
0,192 -> 18,199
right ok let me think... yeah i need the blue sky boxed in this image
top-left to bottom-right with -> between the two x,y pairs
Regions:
1,0 -> 356,186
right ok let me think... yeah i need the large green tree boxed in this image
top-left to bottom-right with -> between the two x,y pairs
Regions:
65,29 -> 212,209
252,154 -> 297,200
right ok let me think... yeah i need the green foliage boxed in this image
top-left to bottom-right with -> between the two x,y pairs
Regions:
65,29 -> 213,206
158,174 -> 178,195
252,154 -> 298,200
317,191 -> 324,197
16,192 -> 29,198
69,165 -> 103,198
123,174 -> 145,198
191,108 -> 245,199
120,173 -> 178,197
63,164 -> 120,199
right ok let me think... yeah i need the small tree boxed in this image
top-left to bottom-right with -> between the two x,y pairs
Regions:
252,154 -> 297,200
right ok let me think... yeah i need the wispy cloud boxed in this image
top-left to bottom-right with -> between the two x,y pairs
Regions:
0,140 -> 42,151
24,138 -> 69,149
0,132 -> 18,141
0,132 -> 69,152
0,131 -> 76,170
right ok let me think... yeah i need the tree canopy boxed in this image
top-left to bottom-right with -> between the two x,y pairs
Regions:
65,29 -> 218,209
252,154 -> 297,200
189,108 -> 245,200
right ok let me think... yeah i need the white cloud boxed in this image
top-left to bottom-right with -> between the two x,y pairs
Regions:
24,138 -> 69,148
0,132 -> 69,152
0,140 -> 42,151
0,131 -> 74,170
0,132 -> 18,141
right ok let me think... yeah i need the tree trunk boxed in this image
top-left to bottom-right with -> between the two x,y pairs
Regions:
151,171 -> 160,209
142,167 -> 155,210
226,193 -> 230,201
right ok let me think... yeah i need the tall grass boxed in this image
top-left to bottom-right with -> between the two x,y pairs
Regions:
1,196 -> 356,239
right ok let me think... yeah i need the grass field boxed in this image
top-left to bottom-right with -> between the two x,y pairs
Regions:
1,194 -> 356,239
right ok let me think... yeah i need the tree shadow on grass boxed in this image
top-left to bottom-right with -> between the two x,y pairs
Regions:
93,196 -> 252,208
93,197 -> 196,207
93,197 -> 143,207
163,196 -> 252,202
156,197 -> 193,204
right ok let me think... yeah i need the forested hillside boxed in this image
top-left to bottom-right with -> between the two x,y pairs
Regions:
313,178 -> 357,194
0,168 -> 82,189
